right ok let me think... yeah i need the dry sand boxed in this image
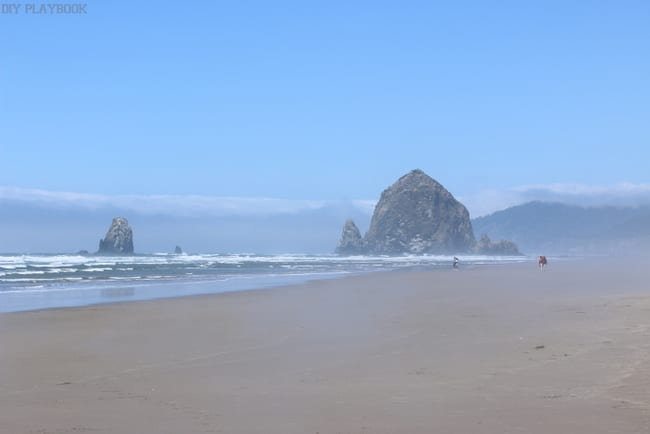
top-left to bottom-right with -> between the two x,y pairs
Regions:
2,260 -> 650,433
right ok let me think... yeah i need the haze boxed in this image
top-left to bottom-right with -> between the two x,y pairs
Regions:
2,1 -> 649,253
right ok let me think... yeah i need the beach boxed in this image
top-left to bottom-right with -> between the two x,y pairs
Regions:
1,260 -> 650,433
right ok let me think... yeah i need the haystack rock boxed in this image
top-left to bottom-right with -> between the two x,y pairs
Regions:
98,217 -> 134,254
364,169 -> 476,254
335,219 -> 366,255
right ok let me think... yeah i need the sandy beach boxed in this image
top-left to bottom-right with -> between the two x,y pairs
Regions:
2,260 -> 650,433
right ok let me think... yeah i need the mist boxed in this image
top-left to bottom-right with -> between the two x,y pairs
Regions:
0,199 -> 372,254
5,183 -> 650,255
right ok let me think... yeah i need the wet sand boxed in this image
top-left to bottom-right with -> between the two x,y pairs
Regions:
2,260 -> 650,433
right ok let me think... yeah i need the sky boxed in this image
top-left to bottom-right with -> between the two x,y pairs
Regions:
1,1 -> 650,251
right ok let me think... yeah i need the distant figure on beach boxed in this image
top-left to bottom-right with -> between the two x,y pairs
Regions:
453,256 -> 459,269
538,255 -> 547,271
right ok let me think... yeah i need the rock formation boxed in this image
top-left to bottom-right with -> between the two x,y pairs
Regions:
335,219 -> 366,255
174,245 -> 183,254
363,169 -> 476,254
474,234 -> 521,255
335,169 -> 521,255
98,217 -> 134,254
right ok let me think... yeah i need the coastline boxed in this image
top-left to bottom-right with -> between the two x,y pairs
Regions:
0,253 -> 529,313
2,260 -> 649,433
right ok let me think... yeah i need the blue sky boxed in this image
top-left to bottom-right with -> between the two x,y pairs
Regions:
2,0 -> 650,216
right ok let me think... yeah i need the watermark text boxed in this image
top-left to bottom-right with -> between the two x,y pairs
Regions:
1,3 -> 87,14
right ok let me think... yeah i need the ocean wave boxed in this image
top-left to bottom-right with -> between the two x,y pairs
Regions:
1,278 -> 56,283
0,252 -> 531,295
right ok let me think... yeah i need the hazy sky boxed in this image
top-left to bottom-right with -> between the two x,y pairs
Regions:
2,1 -> 650,216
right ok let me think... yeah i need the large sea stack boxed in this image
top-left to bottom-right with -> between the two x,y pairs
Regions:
98,217 -> 134,254
337,169 -> 480,255
364,170 -> 476,254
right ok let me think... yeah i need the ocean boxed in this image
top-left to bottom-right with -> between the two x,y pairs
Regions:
0,253 -> 529,313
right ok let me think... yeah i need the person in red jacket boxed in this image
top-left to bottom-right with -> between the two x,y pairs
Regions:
538,255 -> 548,271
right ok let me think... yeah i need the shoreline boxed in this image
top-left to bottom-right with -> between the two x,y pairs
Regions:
0,269 -> 359,315
0,257 -> 531,314
2,260 -> 649,433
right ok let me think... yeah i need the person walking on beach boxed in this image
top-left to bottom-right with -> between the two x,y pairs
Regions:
453,256 -> 459,269
538,255 -> 547,271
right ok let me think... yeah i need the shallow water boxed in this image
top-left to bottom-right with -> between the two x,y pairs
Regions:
0,253 -> 529,312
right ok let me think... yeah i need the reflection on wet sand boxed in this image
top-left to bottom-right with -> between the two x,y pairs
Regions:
100,287 -> 135,298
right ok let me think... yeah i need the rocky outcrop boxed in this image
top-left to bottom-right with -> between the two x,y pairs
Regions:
363,170 -> 476,254
474,234 -> 521,255
174,245 -> 183,254
335,169 -> 522,256
98,217 -> 134,254
335,219 -> 366,255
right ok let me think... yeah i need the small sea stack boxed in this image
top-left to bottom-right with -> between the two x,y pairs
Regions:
98,217 -> 134,254
335,219 -> 366,255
